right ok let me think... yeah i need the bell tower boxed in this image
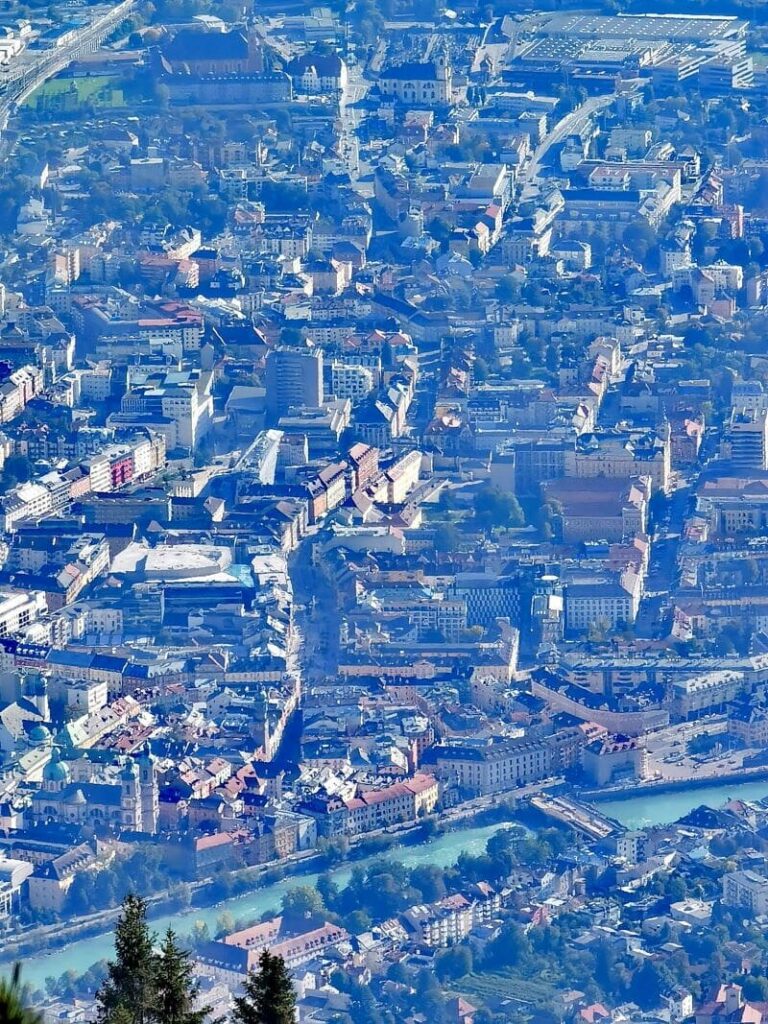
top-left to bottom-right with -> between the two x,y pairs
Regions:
120,759 -> 142,831
434,47 -> 452,103
138,747 -> 159,834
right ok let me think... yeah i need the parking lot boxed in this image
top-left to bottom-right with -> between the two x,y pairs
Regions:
644,718 -> 758,781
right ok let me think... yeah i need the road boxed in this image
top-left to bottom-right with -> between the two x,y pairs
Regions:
634,474 -> 691,637
517,93 -> 615,195
290,535 -> 340,686
257,17 -> 369,183
407,348 -> 440,434
338,66 -> 369,181
633,535 -> 678,638
0,0 -> 134,157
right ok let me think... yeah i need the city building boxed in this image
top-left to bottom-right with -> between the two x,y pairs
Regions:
265,344 -> 324,426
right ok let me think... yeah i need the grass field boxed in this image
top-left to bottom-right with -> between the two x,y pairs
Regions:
28,75 -> 124,109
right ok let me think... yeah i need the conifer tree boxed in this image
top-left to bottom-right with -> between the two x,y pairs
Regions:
109,1010 -> 135,1024
232,950 -> 297,1024
97,894 -> 158,1024
155,928 -> 212,1024
0,964 -> 42,1024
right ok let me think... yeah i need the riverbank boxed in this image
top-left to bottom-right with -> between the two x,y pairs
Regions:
0,849 -> 318,966
13,817 -> 517,991
9,774 -> 768,991
0,801 -> 519,969
598,776 -> 768,830
581,765 -> 768,802
9,771 -> 724,969
13,774 -> 768,988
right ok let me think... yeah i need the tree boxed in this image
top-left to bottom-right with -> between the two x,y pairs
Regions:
233,950 -> 297,1024
414,968 -> 445,1018
435,945 -> 473,981
473,355 -> 490,382
173,883 -> 192,910
281,327 -> 304,346
594,940 -> 618,993
345,909 -> 373,934
629,960 -> 666,1010
1,453 -> 33,492
693,220 -> 719,262
97,894 -> 157,1024
155,928 -> 211,1024
588,618 -> 611,643
656,870 -> 686,902
472,484 -> 525,532
189,921 -> 210,948
259,181 -> 307,212
433,522 -> 461,554
316,873 -> 339,908
280,886 -> 325,926
742,976 -> 768,1002
387,962 -> 410,984
484,922 -> 531,969
106,1010 -> 135,1024
622,220 -> 658,264
410,864 -> 447,902
215,912 -> 235,938
426,216 -> 452,244
495,275 -> 520,303
0,965 -> 42,1024
317,836 -> 348,864
347,980 -> 386,1024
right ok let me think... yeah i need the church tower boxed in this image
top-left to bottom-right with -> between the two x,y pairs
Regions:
120,759 -> 143,831
250,687 -> 271,758
138,747 -> 159,834
434,47 -> 452,104
24,671 -> 50,721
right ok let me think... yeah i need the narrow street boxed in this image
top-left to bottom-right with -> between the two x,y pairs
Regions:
634,475 -> 691,637
290,534 -> 340,687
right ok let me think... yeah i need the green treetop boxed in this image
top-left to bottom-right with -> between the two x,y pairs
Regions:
233,950 -> 297,1024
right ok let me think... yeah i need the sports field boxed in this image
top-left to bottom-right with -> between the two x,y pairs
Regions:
28,75 -> 124,109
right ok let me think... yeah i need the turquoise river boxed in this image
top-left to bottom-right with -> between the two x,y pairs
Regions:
12,777 -> 768,988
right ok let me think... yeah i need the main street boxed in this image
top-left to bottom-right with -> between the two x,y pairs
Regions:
517,92 -> 616,195
338,65 -> 369,182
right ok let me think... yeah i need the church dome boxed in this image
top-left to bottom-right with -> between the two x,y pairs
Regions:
43,749 -> 70,784
28,724 -> 51,746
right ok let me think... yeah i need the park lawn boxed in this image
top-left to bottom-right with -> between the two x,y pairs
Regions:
29,75 -> 124,108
